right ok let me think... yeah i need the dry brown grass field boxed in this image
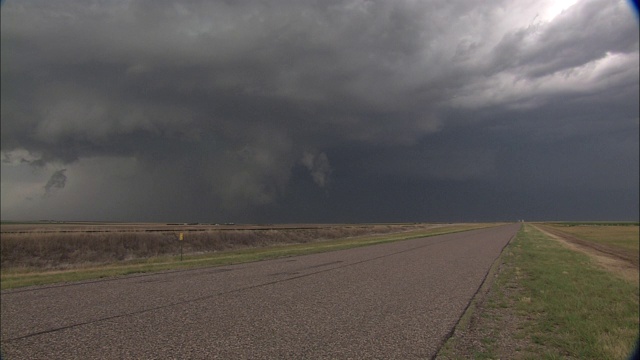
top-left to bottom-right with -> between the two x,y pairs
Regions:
0,222 -> 444,270
538,223 -> 639,269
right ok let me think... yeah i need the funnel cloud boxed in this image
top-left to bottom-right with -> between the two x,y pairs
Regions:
302,152 -> 332,188
44,169 -> 67,196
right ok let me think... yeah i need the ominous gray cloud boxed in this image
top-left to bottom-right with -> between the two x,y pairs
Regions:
44,169 -> 67,196
1,0 -> 638,222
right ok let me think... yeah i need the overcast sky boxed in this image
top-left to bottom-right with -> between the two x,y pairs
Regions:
1,0 -> 638,223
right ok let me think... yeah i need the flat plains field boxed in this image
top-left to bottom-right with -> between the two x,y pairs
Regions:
1,221 -> 638,359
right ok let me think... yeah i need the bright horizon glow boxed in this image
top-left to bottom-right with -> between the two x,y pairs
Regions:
543,0 -> 579,21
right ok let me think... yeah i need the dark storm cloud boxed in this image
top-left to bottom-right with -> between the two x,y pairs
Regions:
44,169 -> 67,196
1,0 -> 638,222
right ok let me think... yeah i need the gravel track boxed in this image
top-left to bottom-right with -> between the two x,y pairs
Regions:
1,224 -> 520,359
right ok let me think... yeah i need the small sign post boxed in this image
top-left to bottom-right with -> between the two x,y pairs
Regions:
179,232 -> 184,261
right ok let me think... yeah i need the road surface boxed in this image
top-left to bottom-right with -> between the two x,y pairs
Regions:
1,223 -> 520,359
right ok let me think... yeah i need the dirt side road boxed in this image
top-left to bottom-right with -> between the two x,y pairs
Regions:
1,224 -> 520,359
534,224 -> 639,268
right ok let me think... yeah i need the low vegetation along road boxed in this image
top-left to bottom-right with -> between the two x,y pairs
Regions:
1,224 -> 519,359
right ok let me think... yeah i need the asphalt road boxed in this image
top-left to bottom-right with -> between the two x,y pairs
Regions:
1,223 -> 520,359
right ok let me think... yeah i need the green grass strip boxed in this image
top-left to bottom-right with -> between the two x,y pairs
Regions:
442,224 -> 640,359
511,225 -> 639,359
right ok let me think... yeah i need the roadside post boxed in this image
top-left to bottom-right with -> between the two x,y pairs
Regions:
179,232 -> 184,261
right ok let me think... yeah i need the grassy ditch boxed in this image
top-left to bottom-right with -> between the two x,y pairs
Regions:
1,223 -> 493,290
439,224 -> 639,359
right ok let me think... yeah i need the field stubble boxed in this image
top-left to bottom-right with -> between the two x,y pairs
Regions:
0,223 -> 435,270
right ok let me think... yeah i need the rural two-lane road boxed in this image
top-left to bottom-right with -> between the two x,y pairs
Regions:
1,224 -> 520,359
